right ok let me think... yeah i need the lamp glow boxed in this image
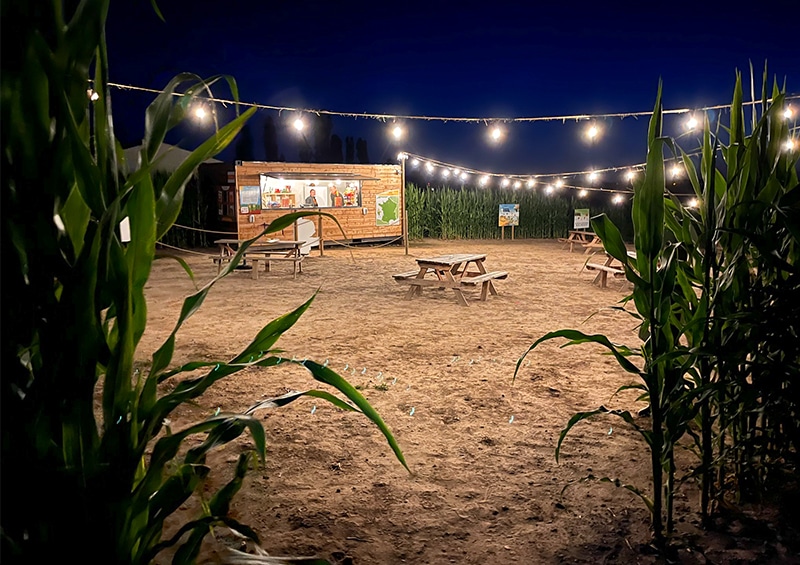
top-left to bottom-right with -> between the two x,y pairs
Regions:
480,176 -> 489,186
293,118 -> 305,131
784,138 -> 796,152
425,162 -> 435,173
545,185 -> 554,194
442,169 -> 451,178
526,178 -> 536,188
613,194 -> 623,204
625,170 -> 636,181
784,106 -> 794,119
585,123 -> 600,140
671,164 -> 682,178
685,116 -> 698,130
501,178 -> 510,187
411,158 -> 419,166
578,189 -> 588,198
587,171 -> 598,183
687,197 -> 699,208
513,180 -> 521,189
194,107 -> 206,120
460,172 -> 468,180
392,125 -> 403,139
86,89 -> 100,101
555,178 -> 564,188
490,126 -> 503,142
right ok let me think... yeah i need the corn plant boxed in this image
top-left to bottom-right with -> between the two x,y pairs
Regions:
1,2 -> 405,563
666,67 -> 799,521
515,83 -> 702,548
515,70 -> 798,552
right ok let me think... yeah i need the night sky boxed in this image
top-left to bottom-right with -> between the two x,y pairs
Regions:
106,0 -> 799,184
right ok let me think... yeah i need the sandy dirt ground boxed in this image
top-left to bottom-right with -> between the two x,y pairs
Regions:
139,239 -> 797,564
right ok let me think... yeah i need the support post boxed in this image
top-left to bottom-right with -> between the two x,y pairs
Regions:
401,154 -> 409,255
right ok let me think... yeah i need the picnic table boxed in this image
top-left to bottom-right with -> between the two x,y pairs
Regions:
213,238 -> 306,279
559,230 -> 604,253
585,251 -> 636,288
392,253 -> 508,306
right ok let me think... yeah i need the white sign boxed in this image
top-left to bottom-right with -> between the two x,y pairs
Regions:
574,208 -> 590,229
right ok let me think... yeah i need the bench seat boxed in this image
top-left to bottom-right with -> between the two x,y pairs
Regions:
392,270 -> 422,280
460,271 -> 509,285
585,263 -> 625,288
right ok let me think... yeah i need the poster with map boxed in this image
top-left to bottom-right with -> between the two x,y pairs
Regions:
376,189 -> 400,226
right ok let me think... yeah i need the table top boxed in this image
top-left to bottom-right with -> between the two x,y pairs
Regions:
215,238 -> 304,246
569,229 -> 594,234
416,253 -> 487,266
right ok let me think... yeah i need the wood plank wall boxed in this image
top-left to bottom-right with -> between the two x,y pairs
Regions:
233,162 -> 403,242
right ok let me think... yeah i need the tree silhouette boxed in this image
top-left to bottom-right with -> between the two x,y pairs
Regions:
314,115 -> 334,163
262,115 -> 279,161
345,136 -> 355,164
330,134 -> 343,163
234,124 -> 255,161
356,137 -> 369,164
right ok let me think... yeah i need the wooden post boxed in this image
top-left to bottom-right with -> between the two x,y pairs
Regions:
293,219 -> 298,241
317,214 -> 324,256
401,155 -> 409,255
501,226 -> 505,240
511,225 -> 515,240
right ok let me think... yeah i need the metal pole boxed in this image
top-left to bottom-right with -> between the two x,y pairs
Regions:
401,154 -> 409,255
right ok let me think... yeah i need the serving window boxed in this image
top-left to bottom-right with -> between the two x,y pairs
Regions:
259,174 -> 362,209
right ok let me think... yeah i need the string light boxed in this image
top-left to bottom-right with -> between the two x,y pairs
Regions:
578,189 -> 588,198
584,123 -> 600,141
684,116 -> 699,130
587,171 -> 598,183
489,125 -> 504,143
784,138 -> 797,152
687,197 -> 700,208
526,178 -> 536,188
513,180 -> 522,189
391,125 -> 404,140
86,88 -> 100,101
784,106 -> 794,119
613,194 -> 624,204
293,118 -> 305,131
194,106 -> 207,120
625,169 -> 636,181
671,164 -> 683,178
545,185 -> 554,194
555,178 -> 564,188
107,81 -> 798,126
501,178 -> 510,187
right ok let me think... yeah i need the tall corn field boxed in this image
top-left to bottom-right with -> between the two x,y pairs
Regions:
406,183 -> 633,240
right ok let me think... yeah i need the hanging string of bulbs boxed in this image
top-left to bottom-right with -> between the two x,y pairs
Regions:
93,81 -> 798,205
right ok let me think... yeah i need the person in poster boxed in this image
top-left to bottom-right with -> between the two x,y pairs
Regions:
304,188 -> 318,207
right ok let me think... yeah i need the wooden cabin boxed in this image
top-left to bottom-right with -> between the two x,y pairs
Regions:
199,161 -> 404,245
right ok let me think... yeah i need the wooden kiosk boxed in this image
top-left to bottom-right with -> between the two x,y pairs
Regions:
200,161 -> 404,247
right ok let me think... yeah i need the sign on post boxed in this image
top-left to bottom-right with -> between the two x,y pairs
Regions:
499,204 -> 519,240
574,208 -> 590,229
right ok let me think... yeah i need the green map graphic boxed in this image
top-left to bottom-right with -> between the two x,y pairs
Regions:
376,193 -> 399,226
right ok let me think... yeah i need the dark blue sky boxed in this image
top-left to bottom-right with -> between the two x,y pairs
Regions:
106,0 -> 799,182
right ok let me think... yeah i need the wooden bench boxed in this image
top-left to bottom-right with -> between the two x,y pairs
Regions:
247,253 -> 305,279
585,263 -> 625,288
392,270 -> 422,280
460,271 -> 508,300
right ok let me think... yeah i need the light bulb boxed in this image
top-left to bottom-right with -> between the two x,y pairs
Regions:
526,178 -> 536,188
293,118 -> 305,131
579,189 -> 588,198
392,125 -> 403,139
501,178 -> 510,187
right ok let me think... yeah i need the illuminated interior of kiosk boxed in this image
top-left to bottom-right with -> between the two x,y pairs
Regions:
260,175 -> 362,209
